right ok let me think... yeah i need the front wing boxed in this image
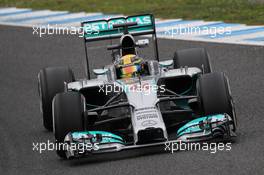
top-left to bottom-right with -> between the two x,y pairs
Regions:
62,113 -> 236,159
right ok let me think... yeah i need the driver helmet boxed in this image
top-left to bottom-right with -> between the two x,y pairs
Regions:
117,54 -> 143,78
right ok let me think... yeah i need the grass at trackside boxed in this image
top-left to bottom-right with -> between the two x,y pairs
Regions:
0,0 -> 264,25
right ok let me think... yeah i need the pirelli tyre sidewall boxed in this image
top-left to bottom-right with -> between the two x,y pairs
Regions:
38,67 -> 75,131
197,72 -> 237,131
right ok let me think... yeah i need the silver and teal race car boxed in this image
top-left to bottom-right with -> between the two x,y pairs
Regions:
37,14 -> 237,159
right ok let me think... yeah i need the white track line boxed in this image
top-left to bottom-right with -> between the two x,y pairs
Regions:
157,23 -> 264,46
156,20 -> 214,32
215,27 -> 264,42
0,10 -> 53,21
158,34 -> 264,46
157,23 -> 246,40
22,12 -> 89,26
155,19 -> 182,24
0,7 -> 30,14
0,7 -> 17,13
187,24 -> 247,38
3,10 -> 68,23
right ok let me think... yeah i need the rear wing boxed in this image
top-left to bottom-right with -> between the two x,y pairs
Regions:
81,14 -> 159,79
81,14 -> 156,41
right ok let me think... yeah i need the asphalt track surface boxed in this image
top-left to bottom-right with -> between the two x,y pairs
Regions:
0,25 -> 264,175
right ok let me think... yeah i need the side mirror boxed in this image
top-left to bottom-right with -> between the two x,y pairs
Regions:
159,60 -> 173,67
93,68 -> 108,75
136,39 -> 149,48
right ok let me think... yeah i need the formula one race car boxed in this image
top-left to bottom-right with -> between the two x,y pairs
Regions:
38,14 -> 237,159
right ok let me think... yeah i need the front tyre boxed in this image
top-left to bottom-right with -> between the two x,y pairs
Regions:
197,72 -> 237,131
53,92 -> 86,159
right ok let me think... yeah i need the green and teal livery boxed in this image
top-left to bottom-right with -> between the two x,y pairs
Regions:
82,14 -> 155,40
71,131 -> 125,144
